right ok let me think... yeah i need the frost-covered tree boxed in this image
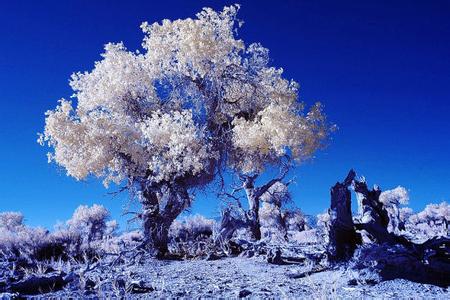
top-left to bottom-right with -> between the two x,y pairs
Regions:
66,204 -> 110,247
379,186 -> 409,233
39,5 -> 331,255
259,181 -> 290,239
408,202 -> 449,239
259,181 -> 306,241
230,99 -> 331,240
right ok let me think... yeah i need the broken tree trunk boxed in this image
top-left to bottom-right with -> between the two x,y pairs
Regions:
327,170 -> 450,286
355,236 -> 450,287
327,169 -> 362,262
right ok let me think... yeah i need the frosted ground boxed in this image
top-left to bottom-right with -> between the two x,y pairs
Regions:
1,195 -> 449,298
51,249 -> 448,299
2,242 -> 447,299
1,227 -> 448,299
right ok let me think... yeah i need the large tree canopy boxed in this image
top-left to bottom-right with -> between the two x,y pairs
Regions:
39,5 -> 333,255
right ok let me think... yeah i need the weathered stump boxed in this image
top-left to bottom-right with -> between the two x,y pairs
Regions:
327,170 -> 362,262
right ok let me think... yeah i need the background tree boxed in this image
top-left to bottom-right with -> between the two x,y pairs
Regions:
223,99 -> 332,240
39,5 -> 332,256
379,186 -> 409,233
407,202 -> 449,239
66,204 -> 110,248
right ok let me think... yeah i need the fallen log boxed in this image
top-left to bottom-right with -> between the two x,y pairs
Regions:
354,237 -> 450,287
8,273 -> 69,295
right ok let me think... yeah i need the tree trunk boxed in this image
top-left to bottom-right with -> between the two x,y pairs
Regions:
327,169 -> 362,262
243,176 -> 262,240
216,208 -> 246,243
140,184 -> 190,257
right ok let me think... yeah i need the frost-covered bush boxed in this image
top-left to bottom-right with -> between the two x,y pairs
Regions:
0,212 -> 24,231
98,230 -> 143,255
259,182 -> 289,242
260,202 -> 286,242
315,211 -> 331,242
283,209 -> 307,232
168,215 -> 216,257
260,182 -> 291,206
316,211 -> 330,230
49,204 -> 113,259
259,182 -> 307,242
105,220 -> 119,238
290,229 -> 321,245
170,215 -> 215,241
0,212 -> 50,261
260,205 -> 307,242
399,207 -> 413,224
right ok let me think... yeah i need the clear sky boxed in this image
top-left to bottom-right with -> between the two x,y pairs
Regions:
0,0 -> 449,229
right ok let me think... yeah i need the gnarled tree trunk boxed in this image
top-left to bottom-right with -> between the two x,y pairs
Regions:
241,172 -> 289,241
243,176 -> 262,240
215,208 -> 246,243
140,184 -> 190,257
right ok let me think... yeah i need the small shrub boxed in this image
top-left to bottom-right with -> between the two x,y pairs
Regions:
168,215 -> 216,257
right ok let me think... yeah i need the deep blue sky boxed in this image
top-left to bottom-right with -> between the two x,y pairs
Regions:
0,0 -> 449,229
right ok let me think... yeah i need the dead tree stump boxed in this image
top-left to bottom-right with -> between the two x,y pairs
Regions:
327,169 -> 362,262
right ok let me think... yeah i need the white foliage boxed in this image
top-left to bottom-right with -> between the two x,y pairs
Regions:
379,186 -> 409,206
0,205 -> 120,260
39,4 -> 332,190
0,212 -> 49,259
290,229 -> 320,244
231,102 -> 330,173
140,110 -> 214,183
283,209 -> 306,232
399,207 -> 413,223
141,5 -> 244,80
259,182 -> 306,242
0,212 -> 24,231
414,201 -> 449,223
406,202 -> 449,240
259,202 -> 285,241
317,211 -> 331,228
260,181 -> 290,205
